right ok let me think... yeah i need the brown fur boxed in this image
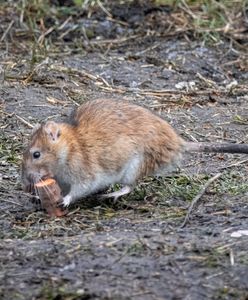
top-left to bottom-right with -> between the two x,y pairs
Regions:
22,99 -> 184,202
72,99 -> 184,178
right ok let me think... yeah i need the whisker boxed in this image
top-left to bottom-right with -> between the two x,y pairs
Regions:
40,179 -> 53,195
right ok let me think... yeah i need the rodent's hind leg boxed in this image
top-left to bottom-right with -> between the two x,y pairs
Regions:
100,185 -> 132,202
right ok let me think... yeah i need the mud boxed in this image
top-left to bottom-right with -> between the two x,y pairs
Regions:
0,1 -> 248,300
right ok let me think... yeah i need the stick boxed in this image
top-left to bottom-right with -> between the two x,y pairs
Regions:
218,158 -> 248,170
38,26 -> 55,44
15,114 -> 34,129
180,173 -> 222,228
2,111 -> 34,129
0,198 -> 24,207
1,20 -> 14,42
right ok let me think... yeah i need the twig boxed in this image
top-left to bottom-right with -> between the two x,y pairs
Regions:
61,87 -> 80,107
58,25 -> 78,40
97,85 -> 219,96
38,26 -> 55,45
90,34 -> 140,45
106,16 -> 129,27
58,16 -> 72,30
218,158 -> 248,170
179,0 -> 197,19
1,20 -> 14,42
97,0 -> 112,18
100,84 -> 248,97
196,72 -> 217,88
2,111 -> 34,128
51,64 -> 99,81
15,114 -> 34,129
180,173 -> 222,228
130,291 -> 152,298
0,198 -> 24,207
134,42 -> 161,56
229,249 -> 234,266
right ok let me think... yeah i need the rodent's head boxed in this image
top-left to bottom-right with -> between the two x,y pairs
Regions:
22,121 -> 63,192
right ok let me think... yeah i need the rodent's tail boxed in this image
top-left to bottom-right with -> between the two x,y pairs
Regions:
185,142 -> 248,154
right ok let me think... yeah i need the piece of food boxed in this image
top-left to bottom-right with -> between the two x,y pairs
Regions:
34,178 -> 67,217
35,178 -> 57,188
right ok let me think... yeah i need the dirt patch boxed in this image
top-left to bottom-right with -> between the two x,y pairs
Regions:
0,1 -> 248,299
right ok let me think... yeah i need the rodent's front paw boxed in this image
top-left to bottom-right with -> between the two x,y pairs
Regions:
62,195 -> 72,207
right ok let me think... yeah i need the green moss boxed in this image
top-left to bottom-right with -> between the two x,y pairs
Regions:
143,174 -> 207,202
215,172 -> 248,196
0,134 -> 22,164
126,241 -> 147,255
214,286 -> 248,300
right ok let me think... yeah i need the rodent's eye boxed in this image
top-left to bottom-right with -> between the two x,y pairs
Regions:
33,151 -> 41,159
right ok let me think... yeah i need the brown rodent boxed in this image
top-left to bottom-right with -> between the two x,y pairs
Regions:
22,99 -> 248,207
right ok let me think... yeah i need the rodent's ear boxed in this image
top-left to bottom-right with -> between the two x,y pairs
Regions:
43,121 -> 61,142
32,123 -> 41,134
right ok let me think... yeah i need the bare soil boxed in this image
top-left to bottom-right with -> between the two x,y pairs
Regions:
0,1 -> 248,300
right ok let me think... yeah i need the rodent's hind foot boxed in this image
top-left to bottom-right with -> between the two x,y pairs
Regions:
100,185 -> 132,202
62,195 -> 72,207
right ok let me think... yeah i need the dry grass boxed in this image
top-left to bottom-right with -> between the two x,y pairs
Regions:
1,1 -> 247,49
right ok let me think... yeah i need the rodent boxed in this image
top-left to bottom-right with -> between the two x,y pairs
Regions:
22,98 -> 248,207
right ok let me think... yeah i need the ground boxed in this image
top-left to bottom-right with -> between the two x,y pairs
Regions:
0,1 -> 248,299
